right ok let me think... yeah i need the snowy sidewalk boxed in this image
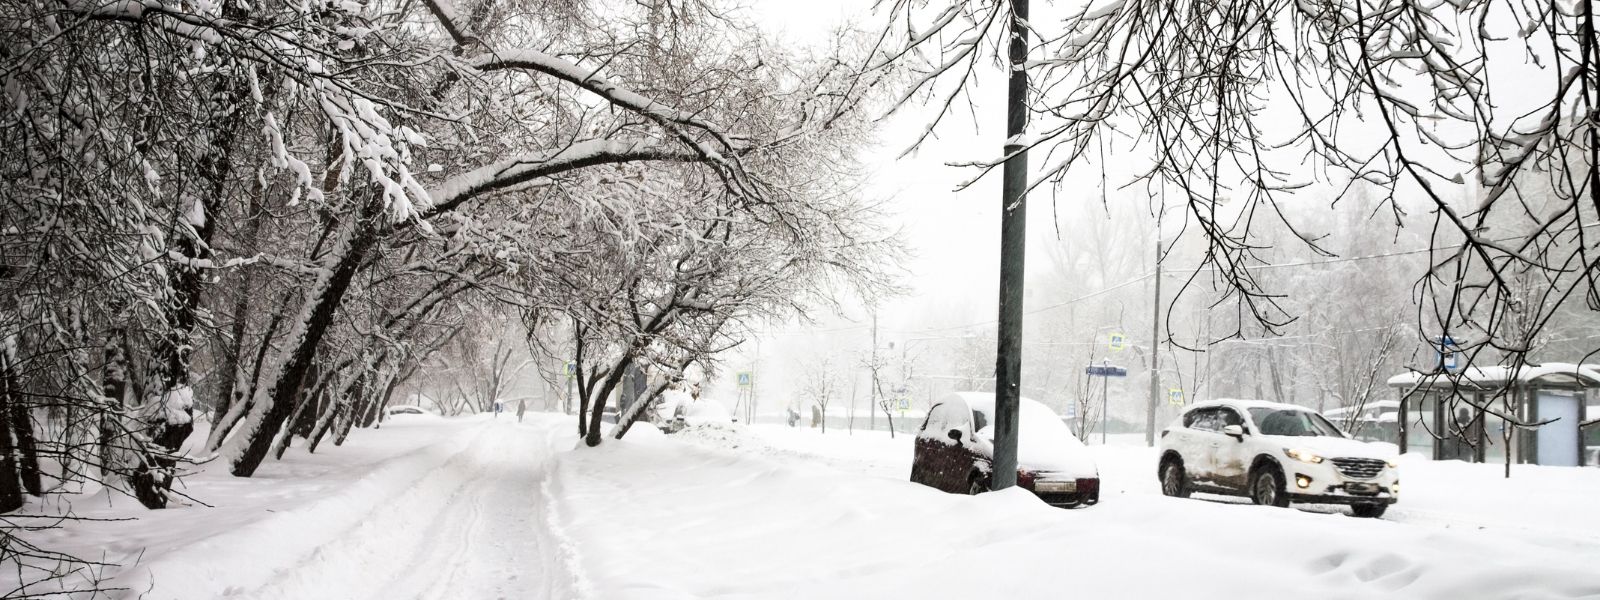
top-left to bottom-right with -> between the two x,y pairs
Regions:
6,415 -> 581,600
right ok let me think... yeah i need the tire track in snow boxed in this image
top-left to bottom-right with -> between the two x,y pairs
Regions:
387,420 -> 566,600
207,420 -> 573,600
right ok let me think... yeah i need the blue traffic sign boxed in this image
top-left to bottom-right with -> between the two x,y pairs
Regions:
1085,365 -> 1128,377
1435,336 -> 1463,372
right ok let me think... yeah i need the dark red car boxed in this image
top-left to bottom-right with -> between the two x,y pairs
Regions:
910,393 -> 1100,508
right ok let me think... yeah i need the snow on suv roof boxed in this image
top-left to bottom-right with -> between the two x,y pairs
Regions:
1186,398 -> 1312,413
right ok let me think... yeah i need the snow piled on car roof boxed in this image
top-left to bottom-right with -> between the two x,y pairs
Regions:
947,392 -> 1097,478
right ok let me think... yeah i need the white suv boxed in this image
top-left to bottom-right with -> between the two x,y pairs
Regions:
1157,399 -> 1399,518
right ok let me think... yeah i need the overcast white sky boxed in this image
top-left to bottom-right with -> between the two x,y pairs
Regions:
712,0 -> 1567,408
706,1 -> 1058,406
752,1 -> 1014,334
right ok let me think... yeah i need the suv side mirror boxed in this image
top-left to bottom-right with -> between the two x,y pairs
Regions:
948,429 -> 963,441
1223,424 -> 1245,438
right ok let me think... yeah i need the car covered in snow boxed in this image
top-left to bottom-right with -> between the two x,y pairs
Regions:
665,397 -> 734,433
1158,399 -> 1399,517
911,392 -> 1100,508
384,405 -> 437,417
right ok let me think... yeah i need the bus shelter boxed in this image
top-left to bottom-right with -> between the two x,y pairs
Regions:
1385,363 -> 1600,467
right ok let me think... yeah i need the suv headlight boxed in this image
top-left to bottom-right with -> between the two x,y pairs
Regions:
1284,448 -> 1324,464
1385,458 -> 1399,469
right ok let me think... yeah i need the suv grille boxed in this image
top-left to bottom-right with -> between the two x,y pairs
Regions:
1329,457 -> 1385,479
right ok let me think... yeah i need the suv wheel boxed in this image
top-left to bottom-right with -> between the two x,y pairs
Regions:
968,472 -> 986,495
1160,459 -> 1190,498
1351,503 -> 1387,519
1249,465 -> 1290,508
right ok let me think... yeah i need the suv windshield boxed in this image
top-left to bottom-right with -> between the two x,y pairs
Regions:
1248,408 -> 1344,437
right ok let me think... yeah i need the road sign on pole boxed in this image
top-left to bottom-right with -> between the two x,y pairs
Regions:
737,371 -> 753,388
1085,365 -> 1129,377
1109,332 -> 1127,352
564,361 -> 577,379
1435,336 -> 1463,372
1085,361 -> 1126,444
1168,388 -> 1185,407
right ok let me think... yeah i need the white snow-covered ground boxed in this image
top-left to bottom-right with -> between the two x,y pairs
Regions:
563,423 -> 1600,599
4,414 -> 578,600
9,414 -> 1599,599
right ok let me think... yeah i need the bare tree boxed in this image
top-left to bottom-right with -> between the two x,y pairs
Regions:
798,356 -> 845,434
863,0 -> 1598,447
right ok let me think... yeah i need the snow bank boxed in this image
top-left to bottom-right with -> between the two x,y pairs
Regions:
545,423 -> 1600,599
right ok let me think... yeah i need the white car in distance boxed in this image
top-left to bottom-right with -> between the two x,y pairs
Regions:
1157,399 -> 1399,518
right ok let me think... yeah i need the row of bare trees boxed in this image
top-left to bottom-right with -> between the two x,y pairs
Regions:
0,0 -> 899,594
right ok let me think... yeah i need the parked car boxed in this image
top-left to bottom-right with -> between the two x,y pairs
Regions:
1158,399 -> 1399,518
666,398 -> 734,433
911,392 -> 1100,508
384,405 -> 436,417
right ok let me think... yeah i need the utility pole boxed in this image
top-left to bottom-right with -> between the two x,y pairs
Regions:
1101,360 -> 1110,445
1146,239 -> 1162,447
992,0 -> 1030,491
848,368 -> 858,434
750,338 -> 761,424
869,311 -> 878,432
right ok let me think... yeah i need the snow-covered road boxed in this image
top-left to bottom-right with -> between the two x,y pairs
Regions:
213,417 -> 580,600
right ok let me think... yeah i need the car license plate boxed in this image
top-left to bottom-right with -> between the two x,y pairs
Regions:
1346,482 -> 1378,494
1036,481 -> 1076,493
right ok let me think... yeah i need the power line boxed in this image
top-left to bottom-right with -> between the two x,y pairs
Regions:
775,222 -> 1600,338
1170,220 -> 1600,275
896,272 -> 1156,335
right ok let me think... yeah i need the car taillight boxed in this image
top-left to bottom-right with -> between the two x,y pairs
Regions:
1017,470 -> 1037,490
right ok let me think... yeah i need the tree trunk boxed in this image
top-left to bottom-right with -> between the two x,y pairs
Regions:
134,72 -> 246,505
213,189 -> 267,423
274,364 -> 328,460
585,351 -> 638,447
0,421 -> 21,513
370,375 -> 402,429
306,402 -> 342,453
224,195 -> 384,477
356,372 -> 394,429
0,343 -> 26,512
1266,347 -> 1287,403
336,379 -> 383,447
1,347 -> 42,498
207,294 -> 291,452
309,371 -> 366,454
100,327 -> 130,480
